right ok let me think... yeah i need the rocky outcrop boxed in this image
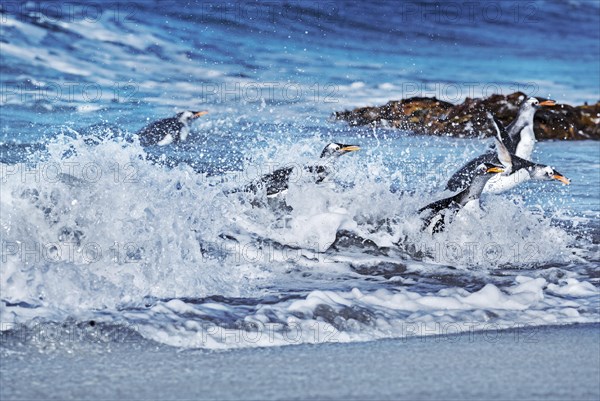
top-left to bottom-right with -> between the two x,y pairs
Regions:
334,92 -> 599,140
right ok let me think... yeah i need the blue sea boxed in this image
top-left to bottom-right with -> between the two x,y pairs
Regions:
1,0 -> 599,355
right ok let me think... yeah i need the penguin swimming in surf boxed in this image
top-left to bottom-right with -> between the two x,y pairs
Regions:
446,97 -> 556,193
419,162 -> 505,234
488,115 -> 570,188
502,97 -> 556,159
420,113 -> 570,234
232,142 -> 360,199
137,111 -> 208,146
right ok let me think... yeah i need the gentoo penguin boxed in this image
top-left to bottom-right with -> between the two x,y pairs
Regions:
446,97 -> 555,192
503,97 -> 556,159
487,117 -> 570,190
235,143 -> 360,198
447,113 -> 569,193
419,114 -> 569,234
419,162 -> 505,234
137,111 -> 208,146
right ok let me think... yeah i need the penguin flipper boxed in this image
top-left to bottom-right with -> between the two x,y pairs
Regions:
491,115 -> 520,155
510,154 -> 537,171
418,195 -> 460,232
418,196 -> 456,215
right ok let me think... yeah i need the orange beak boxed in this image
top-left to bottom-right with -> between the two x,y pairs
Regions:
552,174 -> 570,185
193,111 -> 209,118
340,145 -> 360,152
486,166 -> 505,174
539,100 -> 556,107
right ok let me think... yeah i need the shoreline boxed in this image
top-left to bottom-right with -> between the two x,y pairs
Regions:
2,322 -> 599,400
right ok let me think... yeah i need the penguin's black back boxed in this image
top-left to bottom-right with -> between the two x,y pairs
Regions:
137,117 -> 183,146
236,164 -> 330,197
446,115 -> 526,192
240,166 -> 295,196
445,152 -> 497,192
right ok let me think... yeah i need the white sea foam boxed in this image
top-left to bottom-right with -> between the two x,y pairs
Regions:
0,4 -> 597,350
1,134 -> 596,349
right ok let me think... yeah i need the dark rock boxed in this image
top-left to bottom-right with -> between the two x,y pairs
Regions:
334,92 -> 599,140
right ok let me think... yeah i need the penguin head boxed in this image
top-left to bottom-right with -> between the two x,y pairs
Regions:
531,165 -> 570,185
522,97 -> 556,111
320,143 -> 361,158
476,162 -> 505,176
177,110 -> 208,125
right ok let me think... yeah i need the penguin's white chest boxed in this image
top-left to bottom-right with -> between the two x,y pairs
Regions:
484,169 -> 530,194
515,125 -> 535,160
